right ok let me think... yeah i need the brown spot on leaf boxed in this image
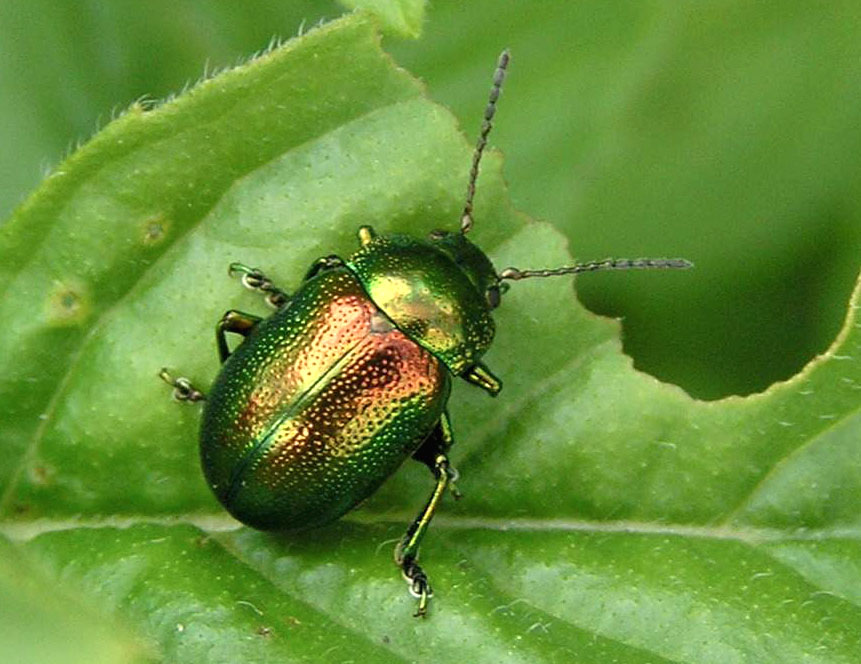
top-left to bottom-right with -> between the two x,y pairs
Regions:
30,464 -> 54,486
141,213 -> 170,246
46,281 -> 90,326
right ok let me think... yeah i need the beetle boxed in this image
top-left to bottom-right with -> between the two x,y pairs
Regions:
160,50 -> 691,617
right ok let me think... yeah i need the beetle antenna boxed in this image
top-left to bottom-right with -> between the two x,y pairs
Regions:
461,49 -> 510,235
498,257 -> 693,281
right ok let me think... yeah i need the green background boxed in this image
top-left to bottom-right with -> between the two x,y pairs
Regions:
1,2 -> 859,662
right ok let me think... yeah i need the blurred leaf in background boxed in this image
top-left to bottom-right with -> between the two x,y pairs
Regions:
0,0 -> 339,219
387,0 -> 861,399
1,2 -> 860,663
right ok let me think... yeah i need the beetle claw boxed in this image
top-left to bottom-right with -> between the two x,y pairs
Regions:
229,262 -> 290,309
159,368 -> 206,402
401,558 -> 432,618
445,468 -> 463,501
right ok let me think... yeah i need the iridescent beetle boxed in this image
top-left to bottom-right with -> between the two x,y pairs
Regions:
161,51 -> 691,617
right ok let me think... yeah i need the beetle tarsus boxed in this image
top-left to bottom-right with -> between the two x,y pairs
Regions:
446,462 -> 463,500
399,556 -> 432,618
159,368 -> 206,402
228,262 -> 291,309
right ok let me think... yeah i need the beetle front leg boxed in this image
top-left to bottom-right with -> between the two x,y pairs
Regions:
216,310 -> 262,363
158,368 -> 206,402
461,361 -> 502,396
357,225 -> 377,246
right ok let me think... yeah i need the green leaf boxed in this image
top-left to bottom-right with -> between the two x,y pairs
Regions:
0,536 -> 151,664
0,0 -> 347,222
2,10 -> 860,664
339,0 -> 426,38
386,0 -> 861,399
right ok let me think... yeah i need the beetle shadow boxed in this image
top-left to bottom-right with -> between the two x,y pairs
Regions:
254,519 -> 404,557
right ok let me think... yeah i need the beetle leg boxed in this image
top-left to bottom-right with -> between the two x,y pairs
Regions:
357,225 -> 377,246
413,412 -> 462,500
395,453 -> 455,618
228,262 -> 291,309
158,368 -> 206,402
397,412 -> 460,617
216,310 -> 262,363
461,361 -> 502,396
302,255 -> 344,281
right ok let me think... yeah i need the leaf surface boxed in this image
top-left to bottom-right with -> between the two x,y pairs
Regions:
1,11 -> 860,664
339,0 -> 425,38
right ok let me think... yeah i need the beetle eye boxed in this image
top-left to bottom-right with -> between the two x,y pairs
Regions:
429,229 -> 448,240
486,286 -> 501,309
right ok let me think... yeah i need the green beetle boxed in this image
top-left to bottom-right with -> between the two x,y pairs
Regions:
161,51 -> 691,617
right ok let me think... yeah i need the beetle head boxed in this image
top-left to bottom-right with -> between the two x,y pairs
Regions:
428,229 -> 502,310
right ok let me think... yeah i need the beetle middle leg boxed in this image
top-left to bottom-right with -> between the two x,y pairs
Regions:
228,262 -> 290,308
301,255 -> 344,281
396,412 -> 460,617
216,310 -> 263,363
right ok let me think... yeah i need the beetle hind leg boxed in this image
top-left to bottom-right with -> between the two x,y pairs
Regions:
395,453 -> 455,618
158,368 -> 206,402
396,412 -> 459,617
413,412 -> 462,500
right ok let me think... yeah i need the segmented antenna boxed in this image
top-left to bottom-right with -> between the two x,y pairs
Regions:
461,49 -> 510,235
498,257 -> 693,281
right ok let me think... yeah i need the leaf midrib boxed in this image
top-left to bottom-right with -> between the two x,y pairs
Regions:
214,521 -> 685,664
3,513 -> 859,543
